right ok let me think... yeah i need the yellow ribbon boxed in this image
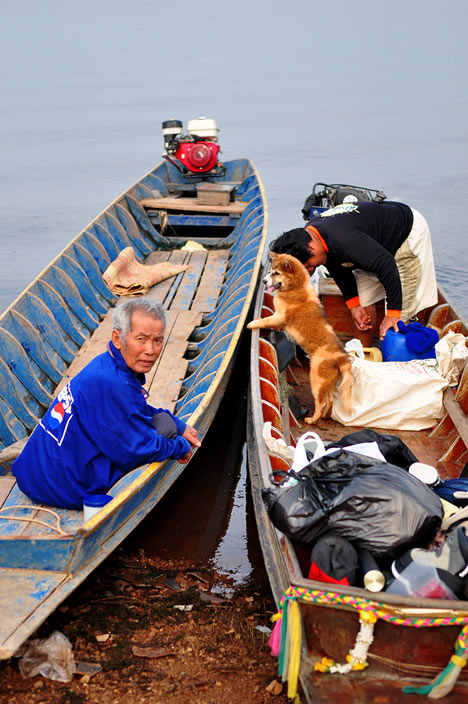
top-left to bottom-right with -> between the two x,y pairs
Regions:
451,654 -> 467,668
286,599 -> 302,699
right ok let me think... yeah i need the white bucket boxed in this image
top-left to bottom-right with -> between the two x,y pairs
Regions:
83,494 -> 113,523
408,462 -> 440,487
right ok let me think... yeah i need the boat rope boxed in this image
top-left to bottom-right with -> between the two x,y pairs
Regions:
269,585 -> 468,700
0,505 -> 65,535
159,210 -> 168,233
368,652 -> 467,676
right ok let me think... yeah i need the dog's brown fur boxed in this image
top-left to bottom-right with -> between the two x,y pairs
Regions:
247,253 -> 352,424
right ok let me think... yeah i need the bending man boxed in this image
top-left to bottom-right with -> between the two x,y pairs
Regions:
269,200 -> 437,345
12,296 -> 200,509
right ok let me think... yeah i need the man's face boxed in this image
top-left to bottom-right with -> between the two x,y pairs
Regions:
112,310 -> 165,374
304,236 -> 327,274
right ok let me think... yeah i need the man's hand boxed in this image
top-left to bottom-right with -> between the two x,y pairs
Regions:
379,315 -> 400,339
183,425 -> 201,449
177,450 -> 193,465
350,305 -> 372,331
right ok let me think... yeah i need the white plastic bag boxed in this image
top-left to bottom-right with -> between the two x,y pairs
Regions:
262,421 -> 295,464
291,431 -> 326,471
17,630 -> 76,682
332,357 -> 447,430
292,432 -> 386,472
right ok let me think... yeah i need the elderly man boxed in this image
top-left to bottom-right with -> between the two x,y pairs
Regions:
270,200 -> 437,345
12,296 -> 200,509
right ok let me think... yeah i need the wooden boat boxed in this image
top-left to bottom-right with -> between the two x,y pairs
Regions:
247,184 -> 468,702
0,150 -> 267,659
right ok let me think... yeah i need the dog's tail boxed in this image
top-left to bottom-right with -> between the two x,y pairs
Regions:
338,358 -> 353,413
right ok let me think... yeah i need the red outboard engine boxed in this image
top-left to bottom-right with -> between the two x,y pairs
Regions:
162,117 -> 224,176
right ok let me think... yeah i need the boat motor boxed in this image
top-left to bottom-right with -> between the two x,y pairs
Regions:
301,182 -> 387,220
162,117 -> 225,177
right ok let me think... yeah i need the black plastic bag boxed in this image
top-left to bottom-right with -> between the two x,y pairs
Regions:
262,449 -> 443,559
329,429 -> 418,469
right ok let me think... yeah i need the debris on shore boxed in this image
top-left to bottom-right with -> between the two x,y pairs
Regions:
1,548 -> 291,703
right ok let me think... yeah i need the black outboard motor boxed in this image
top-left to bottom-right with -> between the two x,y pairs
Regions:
302,182 -> 387,220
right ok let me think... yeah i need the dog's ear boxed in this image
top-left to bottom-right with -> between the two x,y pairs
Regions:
281,256 -> 295,273
270,252 -> 279,267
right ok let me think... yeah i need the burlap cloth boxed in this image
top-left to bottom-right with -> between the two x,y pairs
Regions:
103,247 -> 189,296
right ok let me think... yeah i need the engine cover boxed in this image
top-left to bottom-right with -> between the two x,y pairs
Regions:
175,141 -> 220,173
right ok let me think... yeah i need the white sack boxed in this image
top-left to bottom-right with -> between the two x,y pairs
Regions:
435,331 -> 468,386
332,332 -> 467,431
332,357 -> 447,430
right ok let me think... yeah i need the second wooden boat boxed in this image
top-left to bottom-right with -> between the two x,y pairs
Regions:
247,182 -> 468,702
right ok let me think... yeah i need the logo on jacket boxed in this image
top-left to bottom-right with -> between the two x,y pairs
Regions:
320,203 -> 359,218
49,402 -> 65,428
41,383 -> 75,445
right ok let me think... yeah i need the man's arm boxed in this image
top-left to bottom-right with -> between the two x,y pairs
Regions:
84,382 -> 192,469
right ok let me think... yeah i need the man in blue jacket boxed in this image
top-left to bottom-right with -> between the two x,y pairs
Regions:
12,296 -> 200,509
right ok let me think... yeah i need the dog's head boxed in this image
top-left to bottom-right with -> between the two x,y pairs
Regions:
263,253 -> 310,293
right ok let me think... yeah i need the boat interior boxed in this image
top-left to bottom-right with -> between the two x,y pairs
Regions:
258,277 -> 468,580
0,247 -> 232,539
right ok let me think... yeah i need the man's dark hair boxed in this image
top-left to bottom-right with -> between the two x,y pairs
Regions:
269,228 -> 310,264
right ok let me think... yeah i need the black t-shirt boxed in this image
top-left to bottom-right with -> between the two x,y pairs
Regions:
307,200 -> 413,311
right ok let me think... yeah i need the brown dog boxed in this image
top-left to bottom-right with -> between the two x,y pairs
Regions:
247,253 -> 352,424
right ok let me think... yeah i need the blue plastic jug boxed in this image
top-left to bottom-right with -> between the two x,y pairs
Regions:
379,329 -> 436,362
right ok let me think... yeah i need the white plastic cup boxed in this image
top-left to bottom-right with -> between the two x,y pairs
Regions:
83,494 -> 113,523
408,462 -> 440,487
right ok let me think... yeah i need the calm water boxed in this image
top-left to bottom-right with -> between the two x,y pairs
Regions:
1,0 -> 468,580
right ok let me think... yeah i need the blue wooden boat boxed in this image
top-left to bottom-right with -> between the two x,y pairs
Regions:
0,146 -> 267,658
247,183 -> 468,702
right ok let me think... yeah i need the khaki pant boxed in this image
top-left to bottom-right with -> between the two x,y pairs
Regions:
355,208 -> 438,320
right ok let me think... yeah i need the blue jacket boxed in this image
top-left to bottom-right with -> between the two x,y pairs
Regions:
12,341 -> 191,509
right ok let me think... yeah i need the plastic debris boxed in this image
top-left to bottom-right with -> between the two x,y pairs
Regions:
17,631 -> 76,683
255,625 -> 272,634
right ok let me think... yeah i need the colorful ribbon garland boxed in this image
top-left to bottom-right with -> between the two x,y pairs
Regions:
271,585 -> 468,700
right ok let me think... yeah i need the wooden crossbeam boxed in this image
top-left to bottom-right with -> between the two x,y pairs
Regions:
140,196 -> 247,215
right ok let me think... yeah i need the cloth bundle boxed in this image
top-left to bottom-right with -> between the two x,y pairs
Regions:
103,247 -> 189,296
397,320 -> 439,355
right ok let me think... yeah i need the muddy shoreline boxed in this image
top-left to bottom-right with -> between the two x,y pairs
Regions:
0,345 -> 292,702
0,550 -> 290,703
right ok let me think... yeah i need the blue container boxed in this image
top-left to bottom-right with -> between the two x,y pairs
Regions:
380,329 -> 436,362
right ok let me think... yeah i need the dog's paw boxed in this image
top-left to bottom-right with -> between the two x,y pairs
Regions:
304,415 -> 320,425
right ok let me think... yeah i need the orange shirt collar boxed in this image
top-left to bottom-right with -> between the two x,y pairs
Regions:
306,225 -> 329,253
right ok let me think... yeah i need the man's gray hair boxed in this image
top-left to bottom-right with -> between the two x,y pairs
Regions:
112,296 -> 166,342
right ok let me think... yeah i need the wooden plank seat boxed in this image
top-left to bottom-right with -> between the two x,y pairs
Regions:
139,196 -> 247,215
